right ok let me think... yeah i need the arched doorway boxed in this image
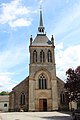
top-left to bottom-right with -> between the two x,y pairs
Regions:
39,99 -> 47,111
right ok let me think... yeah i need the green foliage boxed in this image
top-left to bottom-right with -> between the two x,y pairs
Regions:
65,66 -> 80,101
0,91 -> 9,95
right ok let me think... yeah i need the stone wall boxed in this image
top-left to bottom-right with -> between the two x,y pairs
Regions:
9,77 -> 29,112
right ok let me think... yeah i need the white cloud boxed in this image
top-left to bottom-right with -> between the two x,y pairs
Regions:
39,0 -> 43,4
54,1 -> 80,36
0,72 -> 15,75
0,74 -> 11,86
35,0 -> 43,4
9,18 -> 32,28
56,44 -> 80,80
0,44 -> 29,91
0,0 -> 32,28
0,74 -> 16,91
0,45 -> 29,71
0,69 -> 28,92
56,42 -> 64,50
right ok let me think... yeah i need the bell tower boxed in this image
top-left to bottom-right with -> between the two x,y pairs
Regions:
29,10 -> 58,111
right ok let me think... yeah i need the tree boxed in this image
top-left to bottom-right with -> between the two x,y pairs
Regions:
65,66 -> 80,102
0,91 -> 9,95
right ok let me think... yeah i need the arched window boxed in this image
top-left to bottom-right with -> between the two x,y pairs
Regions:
47,50 -> 52,62
60,92 -> 65,105
33,50 -> 37,63
39,74 -> 47,89
40,50 -> 45,63
20,93 -> 25,105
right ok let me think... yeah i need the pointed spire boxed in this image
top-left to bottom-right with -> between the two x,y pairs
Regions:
39,10 -> 43,26
38,7 -> 45,33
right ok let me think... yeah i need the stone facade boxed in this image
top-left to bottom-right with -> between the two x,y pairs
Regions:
9,77 -> 29,111
9,10 -> 66,112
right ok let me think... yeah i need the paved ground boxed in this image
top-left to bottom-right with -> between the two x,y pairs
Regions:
0,112 -> 72,120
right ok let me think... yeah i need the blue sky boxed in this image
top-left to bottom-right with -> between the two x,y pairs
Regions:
0,0 -> 80,92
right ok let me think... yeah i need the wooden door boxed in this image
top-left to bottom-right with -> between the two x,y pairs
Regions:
39,99 -> 47,111
39,99 -> 43,111
43,99 -> 47,111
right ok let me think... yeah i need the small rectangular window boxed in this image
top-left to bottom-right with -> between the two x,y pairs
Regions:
4,103 -> 7,107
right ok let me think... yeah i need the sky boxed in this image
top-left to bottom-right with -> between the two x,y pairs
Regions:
0,0 -> 80,92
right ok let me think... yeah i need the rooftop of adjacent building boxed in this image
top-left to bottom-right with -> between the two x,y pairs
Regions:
0,95 -> 9,102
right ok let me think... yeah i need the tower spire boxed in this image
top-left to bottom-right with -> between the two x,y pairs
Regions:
38,7 -> 45,33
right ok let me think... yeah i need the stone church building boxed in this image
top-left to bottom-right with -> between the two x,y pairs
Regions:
9,10 -> 66,112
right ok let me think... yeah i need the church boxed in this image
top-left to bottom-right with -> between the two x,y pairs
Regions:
9,10 -> 66,112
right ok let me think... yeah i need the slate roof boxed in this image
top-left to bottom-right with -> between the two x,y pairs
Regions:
32,34 -> 52,46
0,95 -> 9,102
